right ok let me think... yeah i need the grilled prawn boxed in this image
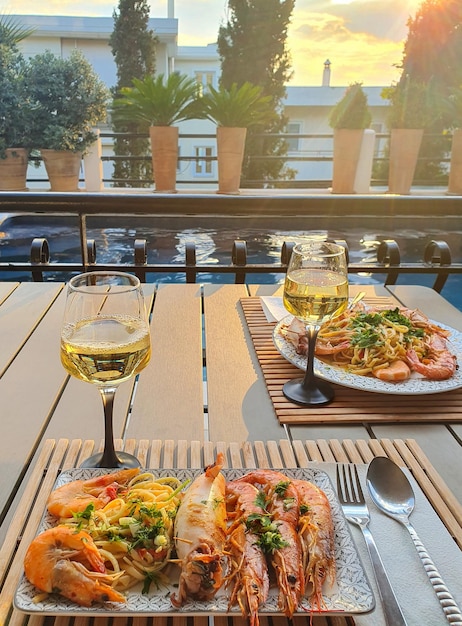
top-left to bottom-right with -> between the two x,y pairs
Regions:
171,453 -> 227,607
47,468 -> 140,519
292,479 -> 336,610
24,526 -> 125,607
237,469 -> 305,618
225,481 -> 270,626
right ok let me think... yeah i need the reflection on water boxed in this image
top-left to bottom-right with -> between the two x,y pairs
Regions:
0,214 -> 461,310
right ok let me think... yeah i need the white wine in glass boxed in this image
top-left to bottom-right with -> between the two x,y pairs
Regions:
61,271 -> 151,468
283,241 -> 348,405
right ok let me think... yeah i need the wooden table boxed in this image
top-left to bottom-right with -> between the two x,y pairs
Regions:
1,281 -> 462,625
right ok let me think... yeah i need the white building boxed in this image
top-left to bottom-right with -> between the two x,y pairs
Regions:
13,13 -> 390,189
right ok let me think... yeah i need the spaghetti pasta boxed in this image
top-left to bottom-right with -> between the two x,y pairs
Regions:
283,305 -> 457,381
52,470 -> 187,592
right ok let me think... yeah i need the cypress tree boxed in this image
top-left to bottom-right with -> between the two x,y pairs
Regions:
217,0 -> 295,187
109,0 -> 157,187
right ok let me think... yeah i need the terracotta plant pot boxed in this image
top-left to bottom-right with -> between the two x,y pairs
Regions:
216,126 -> 247,194
0,148 -> 28,191
388,128 -> 424,195
331,129 -> 364,194
149,126 -> 178,193
448,128 -> 462,195
41,149 -> 82,192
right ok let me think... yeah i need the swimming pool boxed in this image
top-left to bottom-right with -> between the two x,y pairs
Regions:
0,212 -> 461,309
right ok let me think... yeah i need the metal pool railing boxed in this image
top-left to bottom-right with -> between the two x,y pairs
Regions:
1,191 -> 462,290
25,236 -> 458,291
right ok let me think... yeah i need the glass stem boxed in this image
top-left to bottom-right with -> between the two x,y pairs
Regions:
302,324 -> 320,389
98,386 -> 120,467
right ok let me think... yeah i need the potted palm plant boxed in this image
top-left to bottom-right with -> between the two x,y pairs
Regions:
112,73 -> 201,192
25,49 -> 109,191
328,82 -> 372,194
199,82 -> 274,194
383,76 -> 432,194
0,17 -> 36,190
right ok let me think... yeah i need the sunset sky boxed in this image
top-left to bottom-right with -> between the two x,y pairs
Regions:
2,0 -> 423,87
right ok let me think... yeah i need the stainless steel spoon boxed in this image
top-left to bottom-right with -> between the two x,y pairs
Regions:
367,456 -> 462,625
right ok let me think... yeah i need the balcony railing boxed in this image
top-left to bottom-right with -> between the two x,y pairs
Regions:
0,192 -> 461,293
24,131 -> 452,190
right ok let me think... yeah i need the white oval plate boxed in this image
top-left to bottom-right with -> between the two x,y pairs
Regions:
273,315 -> 462,395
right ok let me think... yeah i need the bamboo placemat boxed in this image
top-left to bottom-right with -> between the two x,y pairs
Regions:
241,297 -> 462,425
2,437 -> 462,626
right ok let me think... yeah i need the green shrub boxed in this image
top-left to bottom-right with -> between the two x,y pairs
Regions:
25,50 -> 109,152
328,83 -> 372,129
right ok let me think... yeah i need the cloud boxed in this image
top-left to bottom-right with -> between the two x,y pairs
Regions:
2,0 -> 420,86
325,0 -> 418,41
287,0 -> 419,86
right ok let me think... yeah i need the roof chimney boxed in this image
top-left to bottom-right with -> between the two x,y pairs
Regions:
322,59 -> 331,87
168,0 -> 174,18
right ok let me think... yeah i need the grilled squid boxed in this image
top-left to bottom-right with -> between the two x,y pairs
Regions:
171,453 -> 227,606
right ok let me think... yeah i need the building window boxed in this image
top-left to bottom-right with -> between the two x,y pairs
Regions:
194,146 -> 213,176
286,122 -> 302,152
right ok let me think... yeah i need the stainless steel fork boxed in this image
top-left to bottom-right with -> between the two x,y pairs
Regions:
337,463 -> 408,626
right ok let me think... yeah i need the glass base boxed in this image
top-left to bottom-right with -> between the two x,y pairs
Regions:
283,377 -> 335,406
80,451 -> 142,469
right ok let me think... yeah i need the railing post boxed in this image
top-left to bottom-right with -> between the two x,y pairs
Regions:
83,129 -> 104,192
134,239 -> 147,282
185,242 -> 197,283
30,238 -> 50,282
424,240 -> 451,292
232,240 -> 247,284
377,239 -> 401,285
281,241 -> 295,266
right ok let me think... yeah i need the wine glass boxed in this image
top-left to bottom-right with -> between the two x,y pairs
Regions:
60,271 -> 151,468
282,241 -> 348,406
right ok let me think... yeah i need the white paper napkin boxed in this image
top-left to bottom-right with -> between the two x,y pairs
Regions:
322,463 -> 462,626
260,296 -> 287,322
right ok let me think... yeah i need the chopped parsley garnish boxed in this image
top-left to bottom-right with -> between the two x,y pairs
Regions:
72,502 -> 95,521
245,513 -> 276,534
254,490 -> 270,512
351,328 -> 382,348
257,530 -> 289,554
382,308 -> 412,327
348,307 -> 425,348
130,519 -> 164,550
274,481 -> 291,497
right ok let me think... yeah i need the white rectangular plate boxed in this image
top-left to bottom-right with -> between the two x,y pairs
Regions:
15,466 -> 375,617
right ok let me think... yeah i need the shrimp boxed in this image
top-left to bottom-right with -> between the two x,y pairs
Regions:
47,468 -> 140,519
171,453 -> 227,607
24,526 -> 126,607
292,479 -> 335,610
406,334 -> 457,380
225,481 -> 270,626
285,316 -> 350,356
315,339 -> 350,356
373,359 -> 411,382
236,469 -> 305,618
400,307 -> 451,338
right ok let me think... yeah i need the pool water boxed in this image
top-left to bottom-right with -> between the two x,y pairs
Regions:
0,213 -> 461,310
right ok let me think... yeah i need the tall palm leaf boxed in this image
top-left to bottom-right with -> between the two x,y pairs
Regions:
0,15 -> 35,46
113,73 -> 201,126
